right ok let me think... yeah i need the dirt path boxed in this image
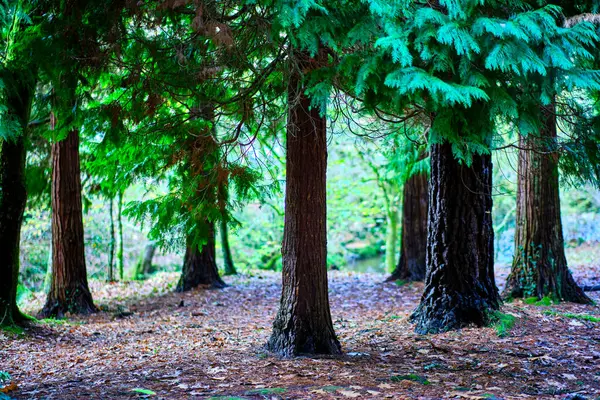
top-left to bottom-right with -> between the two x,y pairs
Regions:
2,271 -> 600,399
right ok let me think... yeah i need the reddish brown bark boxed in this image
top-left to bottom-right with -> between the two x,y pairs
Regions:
40,130 -> 97,318
412,141 -> 500,333
267,50 -> 341,357
503,105 -> 591,304
387,171 -> 428,282
177,221 -> 225,291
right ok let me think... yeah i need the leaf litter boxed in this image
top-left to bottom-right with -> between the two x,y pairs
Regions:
1,269 -> 599,399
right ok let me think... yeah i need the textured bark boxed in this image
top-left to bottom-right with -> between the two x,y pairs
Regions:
267,50 -> 341,357
503,105 -> 591,304
177,222 -> 225,291
220,218 -> 237,276
0,71 -> 35,326
387,171 -> 428,282
40,130 -> 97,318
412,142 -> 500,333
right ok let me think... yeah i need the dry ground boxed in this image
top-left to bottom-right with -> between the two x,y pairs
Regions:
1,270 -> 600,399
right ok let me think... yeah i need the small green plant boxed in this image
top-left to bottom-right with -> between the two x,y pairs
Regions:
0,371 -> 11,384
1,325 -> 24,335
543,311 -> 600,323
245,387 -> 286,395
394,279 -> 407,287
390,374 -> 430,385
523,296 -> 555,306
489,311 -> 517,338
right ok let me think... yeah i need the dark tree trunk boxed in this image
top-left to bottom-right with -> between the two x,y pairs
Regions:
412,141 -> 500,334
108,197 -> 115,281
503,105 -> 591,304
0,136 -> 28,326
267,50 -> 341,357
177,221 -> 225,291
40,130 -> 97,318
0,71 -> 35,326
220,218 -> 237,276
387,171 -> 428,282
135,242 -> 156,279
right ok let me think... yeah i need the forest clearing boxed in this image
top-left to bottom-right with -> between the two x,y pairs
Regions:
4,267 -> 600,399
3,0 -> 600,399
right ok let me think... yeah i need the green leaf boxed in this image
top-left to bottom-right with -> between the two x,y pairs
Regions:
130,388 -> 156,396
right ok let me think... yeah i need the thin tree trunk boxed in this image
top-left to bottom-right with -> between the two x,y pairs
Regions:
40,130 -> 97,318
221,218 -> 237,275
387,171 -> 428,282
385,210 -> 399,274
0,70 -> 35,326
108,196 -> 115,281
177,221 -> 225,291
411,141 -> 500,333
267,49 -> 341,357
503,104 -> 591,304
117,190 -> 124,280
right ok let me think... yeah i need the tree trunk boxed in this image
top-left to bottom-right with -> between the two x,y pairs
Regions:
135,242 -> 156,279
267,50 -> 341,357
40,130 -> 97,318
411,141 -> 500,333
387,171 -> 428,282
0,136 -> 28,326
503,105 -> 591,304
117,190 -> 124,280
108,196 -> 115,281
0,71 -> 35,326
384,209 -> 399,274
221,218 -> 237,275
177,221 -> 225,291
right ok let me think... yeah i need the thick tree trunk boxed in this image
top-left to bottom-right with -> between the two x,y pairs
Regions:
40,130 -> 97,318
108,197 -> 115,281
412,142 -> 500,333
387,171 -> 428,282
267,50 -> 341,357
220,218 -> 237,275
0,71 -> 35,326
117,190 -> 124,280
177,221 -> 225,291
503,105 -> 591,304
0,136 -> 28,326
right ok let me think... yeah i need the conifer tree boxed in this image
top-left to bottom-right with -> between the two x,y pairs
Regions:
504,4 -> 599,304
356,0 -> 600,332
0,0 -> 37,325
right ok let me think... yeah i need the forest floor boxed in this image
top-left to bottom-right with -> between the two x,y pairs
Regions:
2,266 -> 600,400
